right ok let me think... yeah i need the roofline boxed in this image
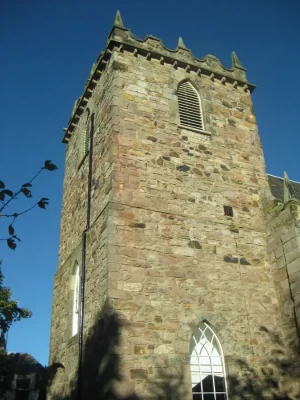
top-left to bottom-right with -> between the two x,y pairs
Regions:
62,19 -> 256,143
267,173 -> 300,184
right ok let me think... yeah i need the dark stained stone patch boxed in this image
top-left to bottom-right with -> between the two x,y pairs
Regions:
168,215 -> 175,220
240,257 -> 251,265
173,142 -> 181,147
198,144 -> 207,150
188,240 -> 202,249
163,156 -> 170,161
181,136 -> 188,141
176,165 -> 190,172
157,157 -> 164,166
188,198 -> 195,203
230,227 -> 239,233
243,207 -> 250,212
193,168 -> 202,176
170,151 -> 179,158
222,100 -> 233,108
220,164 -> 230,171
130,223 -> 146,229
224,256 -> 238,263
228,119 -> 236,126
147,136 -> 157,142
130,369 -> 148,379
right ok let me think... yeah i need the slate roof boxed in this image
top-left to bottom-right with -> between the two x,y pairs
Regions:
6,352 -> 44,374
267,175 -> 300,202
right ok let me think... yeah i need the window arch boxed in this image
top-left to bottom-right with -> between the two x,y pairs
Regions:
177,81 -> 204,131
72,264 -> 80,336
190,321 -> 228,400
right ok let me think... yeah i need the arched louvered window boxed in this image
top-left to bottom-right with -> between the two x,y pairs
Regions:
190,322 -> 228,400
72,264 -> 80,336
178,81 -> 204,131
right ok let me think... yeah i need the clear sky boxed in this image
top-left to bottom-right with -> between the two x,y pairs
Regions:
1,0 -> 299,366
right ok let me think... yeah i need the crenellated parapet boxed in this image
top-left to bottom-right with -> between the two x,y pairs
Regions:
63,10 -> 255,142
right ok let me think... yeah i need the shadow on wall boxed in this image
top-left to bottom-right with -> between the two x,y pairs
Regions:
47,302 -> 300,400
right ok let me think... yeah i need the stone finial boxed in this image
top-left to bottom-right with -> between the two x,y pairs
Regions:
231,51 -> 246,70
177,37 -> 188,50
114,10 -> 124,28
284,171 -> 296,203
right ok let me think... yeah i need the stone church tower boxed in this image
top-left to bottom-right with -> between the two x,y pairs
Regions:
49,11 -> 300,400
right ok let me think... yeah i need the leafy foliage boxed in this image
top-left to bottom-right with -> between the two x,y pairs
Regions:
0,160 -> 57,250
0,265 -> 32,335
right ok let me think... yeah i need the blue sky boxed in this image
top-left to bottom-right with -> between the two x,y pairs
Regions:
1,0 -> 299,366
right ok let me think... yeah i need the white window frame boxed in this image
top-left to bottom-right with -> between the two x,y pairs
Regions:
72,265 -> 80,336
190,322 -> 228,400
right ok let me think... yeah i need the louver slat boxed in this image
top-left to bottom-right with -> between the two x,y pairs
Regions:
177,82 -> 204,131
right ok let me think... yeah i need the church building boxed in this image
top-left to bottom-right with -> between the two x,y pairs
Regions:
48,11 -> 300,400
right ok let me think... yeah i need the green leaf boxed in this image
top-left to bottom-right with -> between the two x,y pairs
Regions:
21,187 -> 32,198
22,183 -> 32,188
43,160 -> 58,171
0,180 -> 4,188
8,224 -> 14,235
7,238 -> 16,250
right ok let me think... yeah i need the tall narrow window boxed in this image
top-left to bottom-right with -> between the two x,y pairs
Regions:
72,265 -> 80,336
190,322 -> 228,400
84,115 -> 91,156
177,81 -> 204,131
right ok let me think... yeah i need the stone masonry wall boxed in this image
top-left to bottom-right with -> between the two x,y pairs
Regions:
49,41 -> 295,399
48,55 -> 119,398
104,49 -> 284,398
265,198 -> 300,349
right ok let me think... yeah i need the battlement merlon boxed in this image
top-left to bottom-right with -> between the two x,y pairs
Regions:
62,10 -> 255,143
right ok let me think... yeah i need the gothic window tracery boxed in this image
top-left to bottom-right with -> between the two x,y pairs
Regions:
190,322 -> 228,400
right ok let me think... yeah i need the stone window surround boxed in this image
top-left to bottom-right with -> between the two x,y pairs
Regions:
65,244 -> 82,342
177,79 -> 205,133
171,76 -> 212,137
78,108 -> 91,168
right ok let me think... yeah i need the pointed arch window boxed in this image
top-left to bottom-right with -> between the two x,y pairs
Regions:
190,322 -> 228,400
72,265 -> 80,336
177,81 -> 204,131
84,114 -> 91,156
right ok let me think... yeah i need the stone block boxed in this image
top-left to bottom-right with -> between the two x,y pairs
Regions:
285,247 -> 300,265
282,227 -> 296,244
276,256 -> 287,269
287,258 -> 300,276
291,281 -> 300,297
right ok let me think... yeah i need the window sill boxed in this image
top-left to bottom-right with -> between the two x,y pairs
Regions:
78,151 -> 89,169
178,125 -> 211,136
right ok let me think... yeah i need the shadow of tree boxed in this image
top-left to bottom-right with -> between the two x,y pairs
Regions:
47,303 -> 300,400
227,326 -> 300,400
